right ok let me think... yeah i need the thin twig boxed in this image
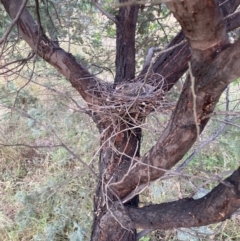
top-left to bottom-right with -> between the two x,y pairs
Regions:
0,104 -> 99,179
115,0 -> 173,8
0,52 -> 35,69
0,0 -> 29,45
0,143 -> 62,148
188,61 -> 202,167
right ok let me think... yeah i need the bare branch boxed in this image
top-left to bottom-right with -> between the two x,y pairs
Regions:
93,0 -> 118,24
115,0 -> 174,8
0,143 -> 63,148
1,0 -> 101,105
166,0 -> 229,60
225,11 -> 240,32
110,36 -> 240,199
127,167 -> 240,230
0,0 -> 28,45
0,52 -> 35,69
218,0 -> 240,16
142,47 -> 161,69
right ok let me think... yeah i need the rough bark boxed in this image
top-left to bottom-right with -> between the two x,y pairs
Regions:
91,120 -> 141,241
110,0 -> 240,199
91,2 -> 140,240
114,1 -> 139,83
105,167 -> 240,230
2,1 -> 240,241
127,167 -> 240,230
147,0 -> 240,91
1,0 -> 99,105
167,0 -> 229,60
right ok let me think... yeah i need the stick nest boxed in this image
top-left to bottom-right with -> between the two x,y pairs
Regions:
87,73 -> 175,118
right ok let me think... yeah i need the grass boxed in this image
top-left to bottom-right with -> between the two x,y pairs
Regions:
0,68 -> 240,240
0,71 -> 98,240
139,84 -> 240,241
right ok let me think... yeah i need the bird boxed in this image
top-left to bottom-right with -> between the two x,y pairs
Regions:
114,82 -> 156,96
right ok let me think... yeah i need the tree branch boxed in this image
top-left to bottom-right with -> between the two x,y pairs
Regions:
218,0 -> 240,16
151,30 -> 189,91
166,0 -> 229,60
177,86 -> 238,172
127,167 -> 240,230
147,1 -> 240,91
225,11 -> 240,33
114,0 -> 139,83
110,19 -> 240,198
0,0 -> 28,45
1,0 -> 100,105
93,0 -> 118,24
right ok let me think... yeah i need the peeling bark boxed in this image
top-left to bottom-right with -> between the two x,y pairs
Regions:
149,0 -> 240,91
91,1 -> 141,239
1,0 -> 99,104
110,37 -> 240,199
1,1 -> 240,241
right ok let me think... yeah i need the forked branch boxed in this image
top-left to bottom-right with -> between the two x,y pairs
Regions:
110,6 -> 240,198
150,0 -> 240,91
1,0 -> 100,105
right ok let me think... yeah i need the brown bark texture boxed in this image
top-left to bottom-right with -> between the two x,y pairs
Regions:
115,0 -> 139,83
1,0 -> 240,241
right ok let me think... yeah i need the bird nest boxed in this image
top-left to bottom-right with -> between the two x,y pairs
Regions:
87,73 -> 174,119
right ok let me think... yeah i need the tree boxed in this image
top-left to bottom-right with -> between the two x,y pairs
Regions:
1,0 -> 240,240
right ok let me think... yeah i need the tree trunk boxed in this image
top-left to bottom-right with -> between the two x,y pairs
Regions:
2,1 -> 240,241
114,1 -> 139,84
90,119 -> 141,240
91,2 -> 140,239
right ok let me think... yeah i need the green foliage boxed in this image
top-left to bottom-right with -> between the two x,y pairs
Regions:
68,222 -> 85,241
0,4 -> 15,37
140,84 -> 240,240
139,236 -> 151,241
232,77 -> 240,86
0,68 -> 98,240
0,1 -> 240,240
